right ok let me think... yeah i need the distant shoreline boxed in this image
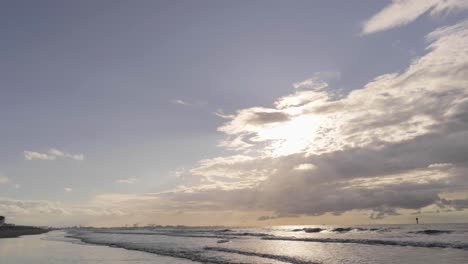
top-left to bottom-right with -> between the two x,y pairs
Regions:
0,225 -> 51,238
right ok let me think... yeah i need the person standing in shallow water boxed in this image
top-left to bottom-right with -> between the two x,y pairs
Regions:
416,217 -> 419,224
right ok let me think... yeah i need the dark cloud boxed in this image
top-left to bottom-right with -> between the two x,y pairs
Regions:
248,111 -> 290,125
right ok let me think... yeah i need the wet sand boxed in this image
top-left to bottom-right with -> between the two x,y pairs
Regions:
0,231 -> 196,264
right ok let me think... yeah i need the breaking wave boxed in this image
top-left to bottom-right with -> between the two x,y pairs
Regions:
291,227 -> 385,233
93,230 -> 238,239
410,230 -> 452,235
262,236 -> 468,250
293,228 -> 324,233
204,247 -> 319,264
67,234 -> 252,264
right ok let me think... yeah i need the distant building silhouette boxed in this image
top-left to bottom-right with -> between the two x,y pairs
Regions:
0,216 -> 5,226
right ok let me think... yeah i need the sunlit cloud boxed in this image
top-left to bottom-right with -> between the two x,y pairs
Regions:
5,2 -> 468,227
24,148 -> 84,161
213,109 -> 235,119
160,19 -> 468,220
219,20 -> 468,157
361,0 -> 468,34
292,78 -> 328,90
22,18 -> 464,224
292,71 -> 340,90
24,151 -> 56,160
294,163 -> 316,171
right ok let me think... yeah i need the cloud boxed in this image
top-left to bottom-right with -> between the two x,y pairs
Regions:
213,109 -> 235,119
362,0 -> 468,34
292,71 -> 340,90
64,187 -> 73,192
24,148 -> 84,161
7,16 -> 468,226
293,78 -> 328,90
116,177 -> 138,184
157,19 -> 468,220
172,99 -> 192,106
0,175 -> 9,184
0,198 -> 70,216
24,151 -> 56,160
0,197 -> 131,226
219,20 -> 468,157
294,163 -> 316,171
172,99 -> 208,108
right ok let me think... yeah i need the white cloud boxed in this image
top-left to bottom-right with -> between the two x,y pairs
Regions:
172,99 -> 208,107
292,71 -> 340,90
293,78 -> 328,90
48,148 -> 65,157
213,109 -> 235,119
171,99 -> 192,106
362,0 -> 468,34
160,19 -> 468,219
116,177 -> 138,184
50,20 -> 463,224
64,187 -> 73,192
219,20 -> 468,157
24,148 -> 84,161
186,155 -> 272,190
24,151 -> 56,160
294,163 -> 316,171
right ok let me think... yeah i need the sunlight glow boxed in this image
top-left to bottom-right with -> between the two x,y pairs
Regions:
253,115 -> 325,156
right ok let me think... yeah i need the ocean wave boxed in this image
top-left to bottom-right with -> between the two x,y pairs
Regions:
330,227 -> 383,232
262,236 -> 468,250
204,246 -> 319,264
409,230 -> 452,235
229,232 -> 272,237
292,228 -> 324,233
331,228 -> 353,232
291,227 -> 384,233
215,229 -> 233,233
91,229 -> 273,239
92,230 -> 237,239
67,234 -> 252,264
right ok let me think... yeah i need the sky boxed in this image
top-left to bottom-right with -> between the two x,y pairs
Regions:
1,0 -> 468,227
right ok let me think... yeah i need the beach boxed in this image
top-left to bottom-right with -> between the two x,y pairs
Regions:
66,224 -> 468,264
0,231 -> 195,264
3,224 -> 466,264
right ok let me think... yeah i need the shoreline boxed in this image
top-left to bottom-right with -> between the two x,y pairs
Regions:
0,225 -> 51,238
0,231 -> 195,263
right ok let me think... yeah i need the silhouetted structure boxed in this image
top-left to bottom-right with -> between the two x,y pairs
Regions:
0,217 -> 50,238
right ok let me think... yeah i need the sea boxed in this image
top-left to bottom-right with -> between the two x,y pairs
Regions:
1,224 -> 468,264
